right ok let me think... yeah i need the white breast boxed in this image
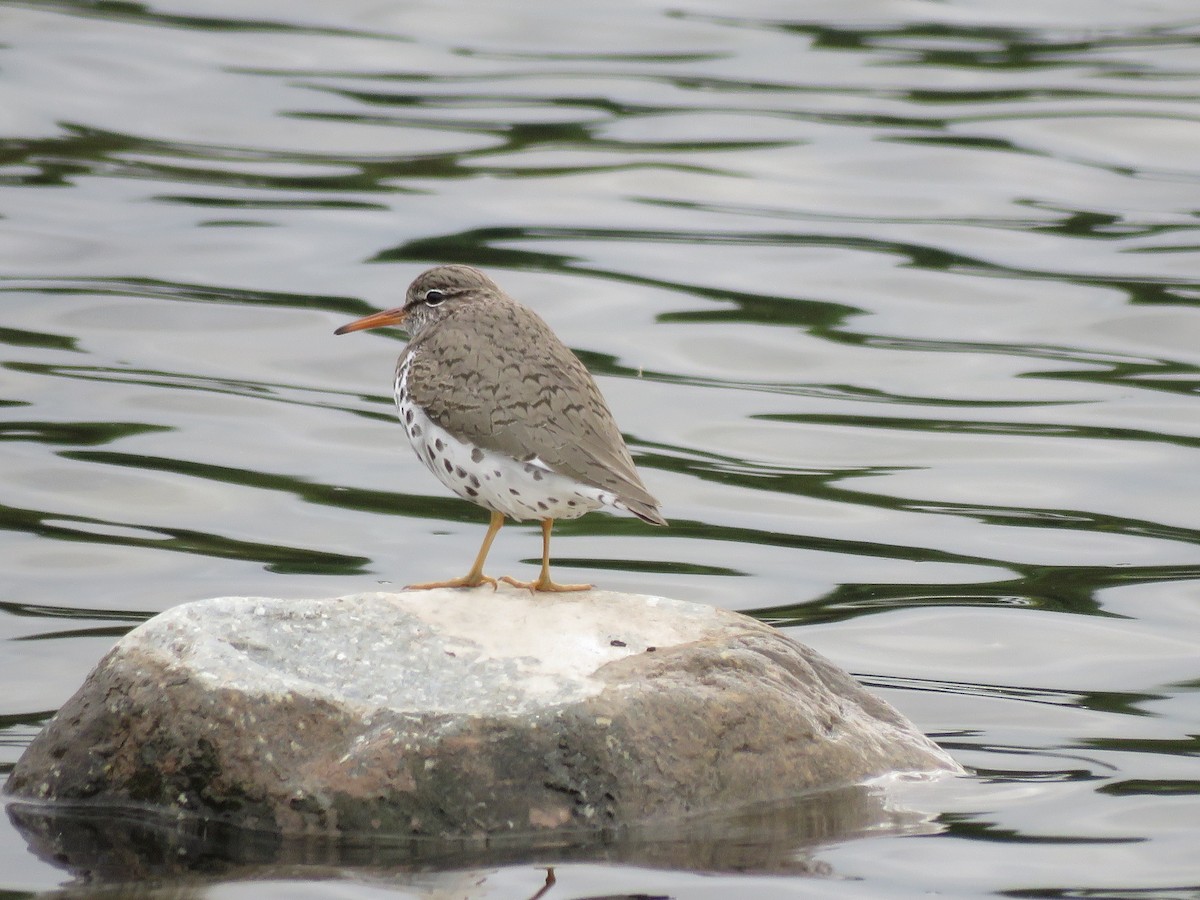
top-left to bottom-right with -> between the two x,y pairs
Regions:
394,354 -> 615,522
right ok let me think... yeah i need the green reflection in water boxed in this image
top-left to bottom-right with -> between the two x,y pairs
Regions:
0,421 -> 170,446
0,326 -> 79,352
752,563 -> 1200,628
0,500 -> 369,577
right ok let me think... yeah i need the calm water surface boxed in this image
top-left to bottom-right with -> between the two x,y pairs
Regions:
3,0 -> 1200,896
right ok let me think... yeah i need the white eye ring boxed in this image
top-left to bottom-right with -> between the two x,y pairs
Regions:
424,289 -> 446,306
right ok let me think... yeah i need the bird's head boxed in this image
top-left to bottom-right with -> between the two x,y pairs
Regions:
334,265 -> 501,339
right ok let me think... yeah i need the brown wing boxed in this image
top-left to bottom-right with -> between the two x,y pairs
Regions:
405,298 -> 665,524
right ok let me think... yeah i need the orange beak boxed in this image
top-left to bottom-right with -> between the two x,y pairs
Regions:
334,306 -> 407,335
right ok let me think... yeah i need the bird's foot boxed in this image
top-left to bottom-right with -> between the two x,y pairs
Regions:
499,575 -> 592,593
405,574 -> 498,591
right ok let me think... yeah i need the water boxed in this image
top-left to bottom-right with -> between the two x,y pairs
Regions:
3,0 -> 1200,895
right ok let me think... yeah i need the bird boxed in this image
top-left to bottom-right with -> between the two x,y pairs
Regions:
334,265 -> 666,592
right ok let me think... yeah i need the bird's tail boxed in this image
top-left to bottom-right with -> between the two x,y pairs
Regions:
624,499 -> 668,527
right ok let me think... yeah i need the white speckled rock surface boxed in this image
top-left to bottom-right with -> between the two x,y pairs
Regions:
182,590 -> 736,714
6,588 -> 961,836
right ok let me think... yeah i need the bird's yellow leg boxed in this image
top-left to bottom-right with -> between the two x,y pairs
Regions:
501,519 -> 591,593
407,510 -> 503,590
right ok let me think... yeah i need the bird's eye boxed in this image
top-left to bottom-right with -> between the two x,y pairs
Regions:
424,289 -> 446,307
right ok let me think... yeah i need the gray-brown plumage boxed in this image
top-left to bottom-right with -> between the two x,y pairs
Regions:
335,265 -> 665,591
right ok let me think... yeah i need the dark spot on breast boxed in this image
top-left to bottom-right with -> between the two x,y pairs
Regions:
469,474 -> 480,488
465,487 -> 478,497
537,501 -> 548,511
444,459 -> 453,473
455,466 -> 467,479
405,409 -> 414,424
435,438 -> 444,451
610,639 -> 626,647
425,447 -> 436,462
494,470 -> 502,478
411,425 -> 422,437
510,488 -> 520,496
532,470 -> 543,481
567,500 -> 577,507
471,448 -> 484,463
546,497 -> 557,504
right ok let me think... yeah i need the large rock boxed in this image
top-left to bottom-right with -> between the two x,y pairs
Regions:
6,589 -> 960,836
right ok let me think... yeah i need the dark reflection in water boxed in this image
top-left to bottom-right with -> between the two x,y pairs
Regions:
7,782 -> 928,885
757,562 -> 1200,627
1,493 -> 370,578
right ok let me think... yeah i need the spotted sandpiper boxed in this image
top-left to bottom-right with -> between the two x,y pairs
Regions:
335,265 -> 666,592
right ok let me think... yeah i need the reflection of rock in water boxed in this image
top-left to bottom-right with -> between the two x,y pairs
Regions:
5,779 -> 948,888
628,781 -> 943,874
6,800 -> 282,884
